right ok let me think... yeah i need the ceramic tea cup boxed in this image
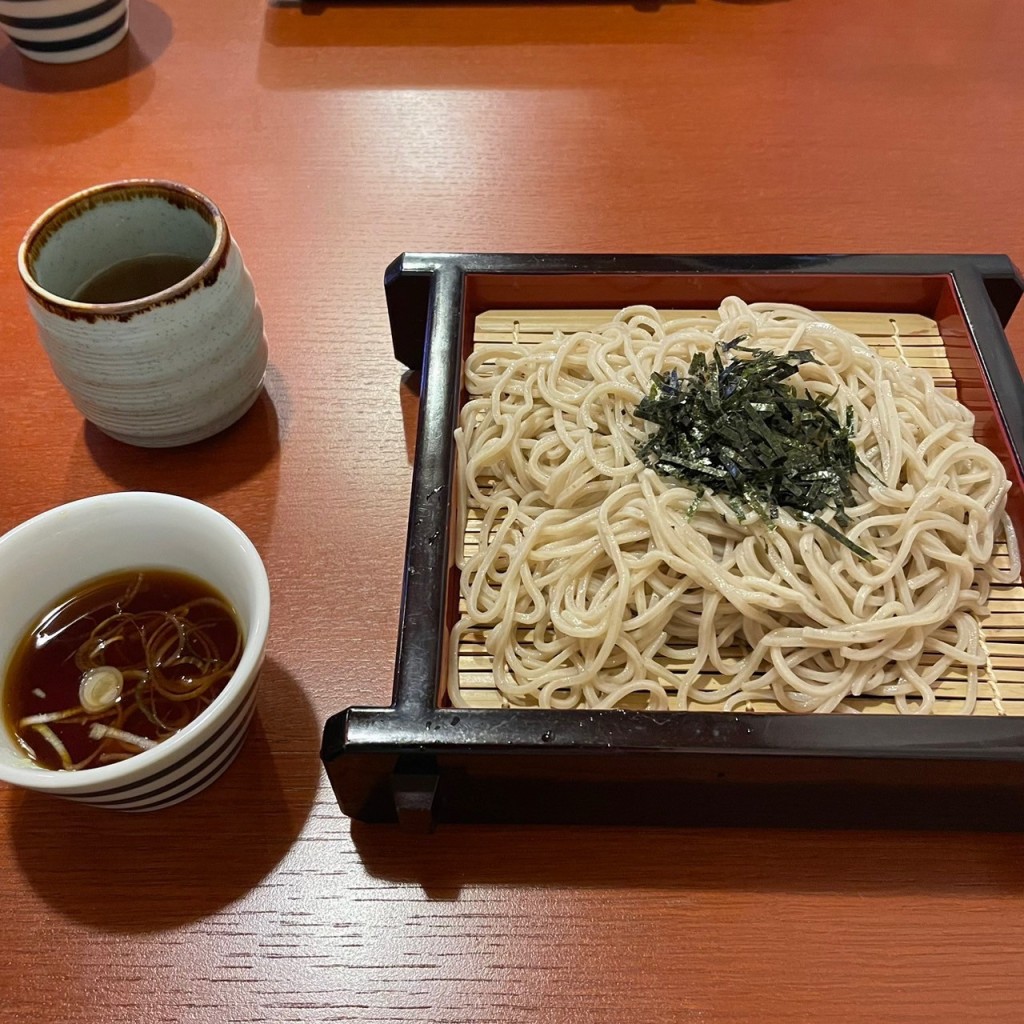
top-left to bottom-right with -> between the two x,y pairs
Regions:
18,179 -> 268,448
0,0 -> 130,64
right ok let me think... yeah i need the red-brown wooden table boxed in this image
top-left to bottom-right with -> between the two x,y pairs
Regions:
3,2 -> 1024,1021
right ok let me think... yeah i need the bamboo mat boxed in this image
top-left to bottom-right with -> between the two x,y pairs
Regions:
453,309 -> 1021,715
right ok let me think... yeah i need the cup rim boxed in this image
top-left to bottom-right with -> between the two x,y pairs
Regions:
0,491 -> 270,792
17,179 -> 231,318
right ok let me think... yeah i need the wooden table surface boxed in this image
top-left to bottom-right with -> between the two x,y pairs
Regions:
4,1 -> 1024,1021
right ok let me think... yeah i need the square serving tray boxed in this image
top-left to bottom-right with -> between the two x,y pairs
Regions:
321,253 -> 1024,830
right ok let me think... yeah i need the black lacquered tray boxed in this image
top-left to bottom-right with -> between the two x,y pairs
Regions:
321,253 -> 1024,830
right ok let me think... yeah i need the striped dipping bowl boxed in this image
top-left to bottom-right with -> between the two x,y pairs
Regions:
0,492 -> 270,811
0,0 -> 129,65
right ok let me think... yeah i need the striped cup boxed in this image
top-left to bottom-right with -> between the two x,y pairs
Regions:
0,0 -> 129,64
0,493 -> 271,811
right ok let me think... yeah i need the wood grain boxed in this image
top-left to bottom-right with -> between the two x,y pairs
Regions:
4,0 -> 1024,1021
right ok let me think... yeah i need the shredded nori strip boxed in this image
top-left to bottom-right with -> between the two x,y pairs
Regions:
634,339 -> 873,559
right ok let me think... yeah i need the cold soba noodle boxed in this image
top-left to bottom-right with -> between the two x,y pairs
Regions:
451,298 -> 1021,713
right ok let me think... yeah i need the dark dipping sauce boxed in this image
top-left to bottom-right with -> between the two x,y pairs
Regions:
3,569 -> 242,772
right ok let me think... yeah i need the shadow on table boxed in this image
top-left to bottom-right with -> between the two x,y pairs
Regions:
0,1 -> 173,147
9,658 -> 321,933
80,383 -> 283,499
262,0 -> 691,54
350,821 -> 1024,900
400,370 -> 420,465
260,0 -> 792,89
272,0 -> 787,9
69,382 -> 283,550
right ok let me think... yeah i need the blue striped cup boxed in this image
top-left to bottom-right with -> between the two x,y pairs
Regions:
0,0 -> 129,64
0,493 -> 271,811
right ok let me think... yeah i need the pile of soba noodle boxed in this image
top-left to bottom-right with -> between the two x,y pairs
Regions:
450,298 -> 1021,713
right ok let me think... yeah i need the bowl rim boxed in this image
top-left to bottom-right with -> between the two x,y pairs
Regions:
0,491 -> 270,792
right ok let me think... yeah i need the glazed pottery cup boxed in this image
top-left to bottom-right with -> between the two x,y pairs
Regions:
0,0 -> 129,65
18,179 -> 268,448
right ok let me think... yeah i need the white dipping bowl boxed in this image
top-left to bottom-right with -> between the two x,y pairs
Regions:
0,492 -> 270,811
